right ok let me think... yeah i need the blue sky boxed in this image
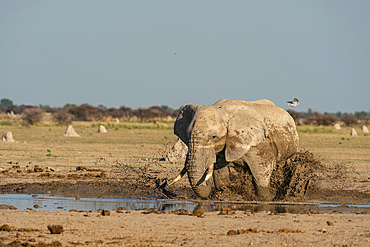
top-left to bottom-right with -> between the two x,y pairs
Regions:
1,1 -> 369,113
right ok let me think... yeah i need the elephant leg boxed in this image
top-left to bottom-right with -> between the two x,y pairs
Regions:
242,140 -> 276,201
213,165 -> 231,190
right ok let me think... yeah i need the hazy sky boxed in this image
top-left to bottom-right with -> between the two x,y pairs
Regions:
1,1 -> 369,113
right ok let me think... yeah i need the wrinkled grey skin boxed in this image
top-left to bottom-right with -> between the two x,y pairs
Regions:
173,99 -> 299,200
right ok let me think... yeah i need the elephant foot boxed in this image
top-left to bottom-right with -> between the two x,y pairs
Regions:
192,179 -> 213,199
256,186 -> 272,201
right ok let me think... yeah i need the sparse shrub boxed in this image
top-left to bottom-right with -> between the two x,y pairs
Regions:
342,116 -> 357,126
107,107 -> 124,119
53,110 -> 72,125
303,116 -> 316,125
119,106 -> 134,120
315,114 -> 339,126
68,104 -> 97,121
287,110 -> 302,121
22,108 -> 44,125
301,113 -> 339,126
363,117 -> 370,125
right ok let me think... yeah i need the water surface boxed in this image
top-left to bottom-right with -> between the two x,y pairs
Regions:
0,194 -> 369,214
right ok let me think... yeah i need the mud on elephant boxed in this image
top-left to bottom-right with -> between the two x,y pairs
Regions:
167,99 -> 299,201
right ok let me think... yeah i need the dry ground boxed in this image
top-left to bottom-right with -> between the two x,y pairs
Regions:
0,123 -> 369,246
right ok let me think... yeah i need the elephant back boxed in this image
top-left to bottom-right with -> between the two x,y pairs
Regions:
214,99 -> 299,161
252,104 -> 299,161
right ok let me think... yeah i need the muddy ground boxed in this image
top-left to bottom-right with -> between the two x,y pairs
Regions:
0,125 -> 369,246
0,150 -> 368,204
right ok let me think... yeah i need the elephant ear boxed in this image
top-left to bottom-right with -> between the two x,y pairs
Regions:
174,104 -> 202,145
224,105 -> 268,162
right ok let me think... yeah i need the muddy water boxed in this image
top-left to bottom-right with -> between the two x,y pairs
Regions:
0,194 -> 197,212
0,194 -> 369,214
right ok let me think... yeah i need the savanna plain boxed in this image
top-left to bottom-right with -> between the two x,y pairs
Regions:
0,122 -> 369,246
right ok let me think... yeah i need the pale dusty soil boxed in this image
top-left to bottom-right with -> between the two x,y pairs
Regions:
0,124 -> 369,246
1,208 -> 370,247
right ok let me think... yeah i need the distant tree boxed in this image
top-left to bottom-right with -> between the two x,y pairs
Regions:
133,108 -> 149,122
68,104 -> 97,121
306,108 -> 314,117
107,107 -> 124,119
22,108 -> 44,125
39,104 -> 58,113
63,103 -> 77,108
286,110 -> 302,121
342,116 -> 357,126
97,104 -> 107,109
354,111 -> 368,120
119,106 -> 133,119
159,105 -> 179,118
148,106 -> 165,118
363,116 -> 370,125
95,107 -> 109,121
315,113 -> 339,126
53,110 -> 73,125
0,98 -> 13,107
335,111 -> 343,118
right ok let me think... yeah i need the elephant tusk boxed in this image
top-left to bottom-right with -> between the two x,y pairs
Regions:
204,163 -> 214,182
168,166 -> 187,186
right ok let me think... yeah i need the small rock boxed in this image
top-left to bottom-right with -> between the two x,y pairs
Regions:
227,230 -> 238,236
0,224 -> 12,231
34,167 -> 43,172
47,225 -> 64,234
101,210 -> 110,216
219,207 -> 235,215
143,208 -> 159,214
192,210 -> 204,217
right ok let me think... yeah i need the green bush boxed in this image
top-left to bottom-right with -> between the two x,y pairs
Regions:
297,128 -> 333,134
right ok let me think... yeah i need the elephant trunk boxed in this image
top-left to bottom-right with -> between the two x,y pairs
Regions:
186,141 -> 216,199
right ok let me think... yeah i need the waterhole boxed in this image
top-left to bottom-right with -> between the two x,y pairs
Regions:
0,194 -> 369,214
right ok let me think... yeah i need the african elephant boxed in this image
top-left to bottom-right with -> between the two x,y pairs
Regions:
168,99 -> 299,200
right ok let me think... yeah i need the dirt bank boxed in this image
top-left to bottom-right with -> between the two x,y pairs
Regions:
1,207 -> 369,246
0,151 -> 368,204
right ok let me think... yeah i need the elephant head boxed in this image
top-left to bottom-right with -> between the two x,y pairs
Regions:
172,102 -> 268,198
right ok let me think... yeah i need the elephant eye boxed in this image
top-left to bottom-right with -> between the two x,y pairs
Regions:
212,135 -> 217,139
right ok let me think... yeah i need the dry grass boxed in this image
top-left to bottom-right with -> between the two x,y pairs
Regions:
297,125 -> 369,175
0,123 -> 177,169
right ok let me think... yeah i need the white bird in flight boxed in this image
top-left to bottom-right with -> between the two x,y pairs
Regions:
287,98 -> 299,107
